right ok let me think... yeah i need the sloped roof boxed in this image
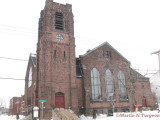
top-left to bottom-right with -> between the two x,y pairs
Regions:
28,54 -> 82,77
80,41 -> 130,63
131,69 -> 148,82
30,53 -> 36,67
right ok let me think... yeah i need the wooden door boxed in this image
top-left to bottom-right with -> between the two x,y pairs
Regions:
55,92 -> 65,108
142,98 -> 147,107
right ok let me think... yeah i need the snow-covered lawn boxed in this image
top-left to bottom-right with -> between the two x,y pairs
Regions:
0,114 -> 16,120
1,111 -> 160,120
80,111 -> 160,120
0,114 -> 24,120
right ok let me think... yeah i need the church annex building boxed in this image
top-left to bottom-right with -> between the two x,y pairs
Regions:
9,0 -> 157,119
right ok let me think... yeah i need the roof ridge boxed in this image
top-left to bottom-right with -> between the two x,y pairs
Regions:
80,41 -> 130,63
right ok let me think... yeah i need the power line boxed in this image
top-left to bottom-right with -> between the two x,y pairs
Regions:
0,24 -> 125,45
0,27 -> 37,34
0,57 -> 28,61
0,24 -> 157,49
0,56 -> 158,72
0,24 -> 37,32
0,77 -> 25,81
0,31 -> 37,38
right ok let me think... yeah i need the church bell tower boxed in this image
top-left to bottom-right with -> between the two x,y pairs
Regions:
36,0 -> 77,118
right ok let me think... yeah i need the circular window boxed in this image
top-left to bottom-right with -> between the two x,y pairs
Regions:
56,34 -> 63,41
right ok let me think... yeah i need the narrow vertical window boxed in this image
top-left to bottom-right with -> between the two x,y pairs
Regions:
91,68 -> 102,101
55,12 -> 63,30
105,69 -> 114,100
64,51 -> 66,58
54,50 -> 57,58
118,70 -> 128,100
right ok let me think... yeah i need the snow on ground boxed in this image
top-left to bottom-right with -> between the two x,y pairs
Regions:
1,111 -> 160,120
80,111 -> 160,120
0,114 -> 25,120
0,114 -> 16,120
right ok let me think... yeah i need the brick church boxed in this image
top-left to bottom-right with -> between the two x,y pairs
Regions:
17,0 -> 156,119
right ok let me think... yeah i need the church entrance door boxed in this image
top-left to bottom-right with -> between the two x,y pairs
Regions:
55,92 -> 65,108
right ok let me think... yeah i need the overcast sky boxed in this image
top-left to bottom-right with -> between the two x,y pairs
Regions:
0,0 -> 159,107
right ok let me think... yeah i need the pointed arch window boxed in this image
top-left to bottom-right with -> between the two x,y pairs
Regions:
28,67 -> 32,88
105,69 -> 114,101
118,70 -> 128,100
91,68 -> 102,101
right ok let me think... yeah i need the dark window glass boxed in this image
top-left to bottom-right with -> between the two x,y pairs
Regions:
99,110 -> 103,114
54,50 -> 56,58
103,51 -> 111,58
64,51 -> 66,58
27,98 -> 31,106
121,108 -> 129,112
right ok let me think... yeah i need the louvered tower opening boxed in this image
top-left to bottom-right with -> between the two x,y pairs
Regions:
55,12 -> 63,30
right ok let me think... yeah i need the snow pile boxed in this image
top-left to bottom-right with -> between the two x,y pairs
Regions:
0,114 -> 16,120
19,115 -> 25,119
80,114 -> 88,120
0,114 -> 25,120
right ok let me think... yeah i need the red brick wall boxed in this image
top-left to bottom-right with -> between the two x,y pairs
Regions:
134,81 -> 156,108
80,42 -> 131,114
79,43 -> 156,114
76,77 -> 84,108
24,55 -> 37,115
9,97 -> 24,115
35,1 -> 78,119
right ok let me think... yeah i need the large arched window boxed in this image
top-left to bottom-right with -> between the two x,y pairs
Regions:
118,70 -> 128,100
91,68 -> 101,101
105,69 -> 114,100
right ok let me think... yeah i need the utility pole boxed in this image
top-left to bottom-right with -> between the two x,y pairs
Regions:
151,50 -> 160,71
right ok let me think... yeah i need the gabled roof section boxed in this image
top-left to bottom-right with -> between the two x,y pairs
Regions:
131,68 -> 148,82
30,53 -> 36,67
80,41 -> 130,63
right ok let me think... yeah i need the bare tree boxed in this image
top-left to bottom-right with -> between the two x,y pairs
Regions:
0,98 -> 7,115
0,98 -> 6,108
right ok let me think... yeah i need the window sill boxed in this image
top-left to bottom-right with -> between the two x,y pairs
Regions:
120,99 -> 129,102
91,99 -> 103,102
106,99 -> 116,102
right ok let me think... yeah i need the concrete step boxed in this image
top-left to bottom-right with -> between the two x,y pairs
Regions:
52,109 -> 80,120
